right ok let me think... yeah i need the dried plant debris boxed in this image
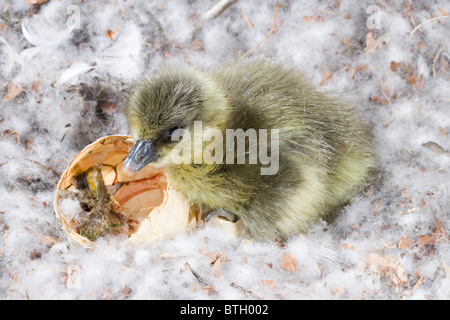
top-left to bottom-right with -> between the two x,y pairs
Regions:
366,253 -> 408,287
54,135 -> 198,247
422,141 -> 450,156
59,166 -> 136,241
2,83 -> 23,101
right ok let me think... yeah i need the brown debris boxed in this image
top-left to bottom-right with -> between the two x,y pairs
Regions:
192,38 -> 203,51
184,262 -> 216,294
371,95 -> 389,105
303,16 -> 313,23
279,252 -> 298,272
332,285 -> 345,296
241,10 -> 254,30
160,252 -> 184,259
342,243 -> 355,250
31,80 -> 44,93
319,71 -> 333,86
106,30 -> 115,40
422,141 -> 450,156
405,74 -> 417,85
442,257 -> 450,277
315,16 -> 324,23
432,46 -> 446,78
210,251 -> 226,278
27,0 -> 48,5
97,100 -> 118,116
363,33 -> 389,53
274,237 -> 286,247
390,61 -> 401,72
366,253 -> 408,286
415,75 -> 424,92
398,236 -> 411,250
3,83 -> 23,102
365,32 -> 375,51
240,0 -> 279,60
418,235 -> 433,248
3,130 -> 20,144
259,279 -> 276,290
433,221 -> 449,243
230,282 -> 264,300
402,2 -> 414,19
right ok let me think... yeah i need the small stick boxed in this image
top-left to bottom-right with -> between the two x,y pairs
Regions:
230,282 -> 264,300
410,15 -> 450,39
5,272 -> 17,298
379,77 -> 392,105
412,275 -> 424,290
239,0 -> 279,61
3,130 -> 20,145
432,46 -> 446,78
1,229 -> 8,255
24,158 -> 60,177
241,10 -> 254,30
60,130 -> 68,143
442,256 -> 450,277
422,141 -> 450,156
201,0 -> 238,22
185,262 -> 208,286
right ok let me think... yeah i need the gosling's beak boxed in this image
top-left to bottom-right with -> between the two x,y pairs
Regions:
122,140 -> 158,174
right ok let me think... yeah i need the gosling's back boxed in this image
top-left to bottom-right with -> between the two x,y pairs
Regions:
208,60 -> 375,240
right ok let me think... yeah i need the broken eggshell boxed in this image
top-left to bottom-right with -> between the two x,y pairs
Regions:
54,135 -> 199,248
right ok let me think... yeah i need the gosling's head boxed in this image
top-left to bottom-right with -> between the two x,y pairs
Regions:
123,67 -> 229,173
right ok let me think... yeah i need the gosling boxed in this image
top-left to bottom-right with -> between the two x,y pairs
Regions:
122,60 -> 376,242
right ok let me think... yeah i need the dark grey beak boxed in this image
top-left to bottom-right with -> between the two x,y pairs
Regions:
122,140 -> 158,174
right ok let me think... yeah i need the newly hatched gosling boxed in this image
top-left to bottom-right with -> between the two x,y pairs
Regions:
123,60 -> 376,242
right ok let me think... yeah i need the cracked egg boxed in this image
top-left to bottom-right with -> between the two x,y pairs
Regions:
54,135 -> 199,248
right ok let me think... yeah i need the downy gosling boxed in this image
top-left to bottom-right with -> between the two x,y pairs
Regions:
122,60 -> 376,242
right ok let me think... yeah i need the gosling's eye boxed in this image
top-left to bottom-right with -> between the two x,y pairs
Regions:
165,126 -> 181,140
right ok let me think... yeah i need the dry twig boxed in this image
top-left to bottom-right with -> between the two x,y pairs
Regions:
1,229 -> 8,255
201,0 -> 238,22
410,15 -> 450,39
239,0 -> 279,61
422,141 -> 450,156
4,272 -> 17,298
211,251 -> 226,277
241,10 -> 254,30
24,158 -> 60,177
185,262 -> 216,293
432,46 -> 446,78
185,262 -> 208,286
442,256 -> 450,277
230,282 -> 264,300
3,130 -> 20,144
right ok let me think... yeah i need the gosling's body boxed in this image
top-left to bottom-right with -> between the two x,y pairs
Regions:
125,60 -> 376,242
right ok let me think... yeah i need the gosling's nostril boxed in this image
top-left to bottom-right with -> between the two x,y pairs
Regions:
123,140 -> 158,173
